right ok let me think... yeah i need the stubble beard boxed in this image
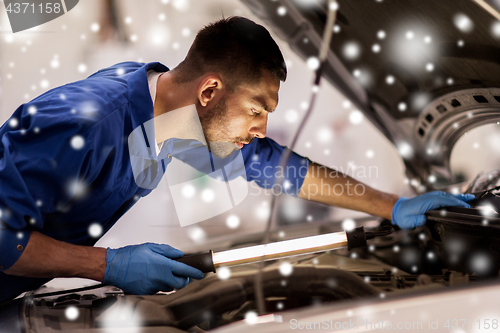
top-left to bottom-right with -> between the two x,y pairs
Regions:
199,96 -> 240,158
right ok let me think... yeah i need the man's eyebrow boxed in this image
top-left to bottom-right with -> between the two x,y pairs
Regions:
253,97 -> 276,113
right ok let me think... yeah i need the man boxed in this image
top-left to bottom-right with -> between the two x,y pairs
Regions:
0,17 -> 474,302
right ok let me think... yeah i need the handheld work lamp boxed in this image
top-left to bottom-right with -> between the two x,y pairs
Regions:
175,227 -> 372,273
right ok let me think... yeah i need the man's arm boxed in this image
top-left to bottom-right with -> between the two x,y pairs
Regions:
4,231 -> 107,281
298,162 -> 399,220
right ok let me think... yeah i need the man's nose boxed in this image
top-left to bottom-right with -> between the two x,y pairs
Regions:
249,115 -> 268,139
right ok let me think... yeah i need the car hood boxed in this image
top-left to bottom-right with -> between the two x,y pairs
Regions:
242,0 -> 500,189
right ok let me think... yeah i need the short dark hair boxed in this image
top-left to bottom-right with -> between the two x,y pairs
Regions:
172,16 -> 287,90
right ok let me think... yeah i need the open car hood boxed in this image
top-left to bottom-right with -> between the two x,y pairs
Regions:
242,0 -> 500,189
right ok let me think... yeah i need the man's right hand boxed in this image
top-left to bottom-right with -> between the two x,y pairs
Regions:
103,243 -> 204,295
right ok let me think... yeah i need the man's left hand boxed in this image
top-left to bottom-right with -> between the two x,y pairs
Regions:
391,191 -> 476,230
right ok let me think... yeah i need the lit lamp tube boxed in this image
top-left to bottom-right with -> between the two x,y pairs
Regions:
175,227 -> 367,273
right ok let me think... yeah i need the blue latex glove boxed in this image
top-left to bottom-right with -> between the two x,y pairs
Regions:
103,243 -> 205,295
391,191 -> 476,230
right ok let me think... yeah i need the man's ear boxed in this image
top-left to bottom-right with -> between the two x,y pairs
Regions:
198,76 -> 224,107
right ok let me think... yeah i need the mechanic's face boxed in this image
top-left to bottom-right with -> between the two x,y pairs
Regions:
199,70 -> 280,155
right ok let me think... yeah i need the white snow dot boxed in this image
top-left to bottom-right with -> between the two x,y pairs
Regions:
217,266 -> 231,280
366,150 -> 374,158
130,34 -> 138,42
317,127 -> 333,143
398,141 -> 413,158
88,223 -> 103,238
188,227 -> 206,242
201,189 -> 215,202
80,34 -> 86,40
285,109 -> 298,123
306,56 -> 320,70
70,135 -> 85,150
4,35 -> 14,43
424,35 -> 432,43
398,102 -> 407,112
342,41 -> 361,60
457,39 -> 465,47
277,302 -> 284,310
9,118 -> 19,128
454,13 -> 474,33
342,100 -> 351,108
78,64 -> 87,73
473,142 -> 480,149
90,23 -> 100,32
470,253 -> 490,274
158,13 -> 166,21
427,252 -> 435,259
34,127 -> 40,133
372,44 -> 381,53
428,174 -> 437,183
181,28 -> 191,37
329,2 -> 339,11
172,0 -> 189,11
386,75 -> 395,84
349,110 -> 363,124
492,21 -> 500,38
306,215 -> 313,222
116,68 -> 125,76
36,200 -> 43,207
342,218 -> 355,231
377,30 -> 386,39
393,245 -> 400,252
300,101 -> 309,109
277,6 -> 287,16
65,306 -> 79,321
312,85 -> 319,93
40,80 -> 49,89
425,63 -> 434,72
245,311 -> 258,325
447,77 -> 454,85
405,31 -> 414,40
226,215 -> 240,229
324,149 -> 330,155
172,42 -> 180,50
369,244 -> 375,251
50,59 -> 60,69
28,106 -> 37,115
60,94 -> 66,100
182,184 -> 195,198
333,25 -> 341,33
279,262 -> 293,276
124,16 -> 133,25
17,232 -> 24,239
